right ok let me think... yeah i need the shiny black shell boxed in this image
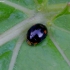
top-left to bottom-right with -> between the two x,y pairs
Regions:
27,24 -> 48,46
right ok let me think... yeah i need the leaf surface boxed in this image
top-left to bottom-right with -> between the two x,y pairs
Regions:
0,0 -> 70,70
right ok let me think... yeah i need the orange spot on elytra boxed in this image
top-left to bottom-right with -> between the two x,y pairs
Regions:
44,30 -> 47,34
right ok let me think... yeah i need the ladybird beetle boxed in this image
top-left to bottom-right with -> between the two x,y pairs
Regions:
27,24 -> 48,46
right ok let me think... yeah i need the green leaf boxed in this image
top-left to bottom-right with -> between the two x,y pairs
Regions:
0,2 -> 27,34
13,37 -> 70,70
8,0 -> 36,9
0,39 -> 17,70
48,0 -> 70,4
50,4 -> 70,62
0,0 -> 70,70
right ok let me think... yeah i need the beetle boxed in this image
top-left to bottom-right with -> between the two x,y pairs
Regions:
27,24 -> 48,46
